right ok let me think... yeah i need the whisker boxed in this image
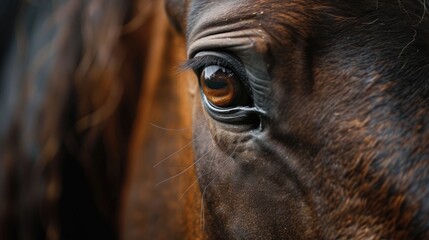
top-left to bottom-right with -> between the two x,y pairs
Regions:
153,132 -> 205,168
419,0 -> 427,25
179,176 -> 200,200
178,115 -> 215,200
149,123 -> 190,131
200,144 -> 238,231
154,148 -> 213,187
398,29 -> 417,58
149,119 -> 209,132
200,175 -> 219,231
179,149 -> 218,200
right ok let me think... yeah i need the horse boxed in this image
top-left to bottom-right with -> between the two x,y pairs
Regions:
1,0 -> 429,239
166,0 -> 429,239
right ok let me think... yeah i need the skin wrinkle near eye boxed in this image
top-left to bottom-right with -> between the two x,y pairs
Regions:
186,0 -> 256,47
186,1 -> 273,112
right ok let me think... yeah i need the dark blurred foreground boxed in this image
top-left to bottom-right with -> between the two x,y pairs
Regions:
0,0 -> 200,239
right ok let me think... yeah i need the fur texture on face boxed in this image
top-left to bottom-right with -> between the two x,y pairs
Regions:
166,0 -> 429,239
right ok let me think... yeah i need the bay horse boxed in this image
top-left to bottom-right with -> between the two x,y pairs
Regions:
1,0 -> 429,239
165,0 -> 429,239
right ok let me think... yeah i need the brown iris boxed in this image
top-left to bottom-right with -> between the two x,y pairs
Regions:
199,65 -> 249,108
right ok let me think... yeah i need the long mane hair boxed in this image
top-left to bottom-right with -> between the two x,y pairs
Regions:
0,1 -> 200,239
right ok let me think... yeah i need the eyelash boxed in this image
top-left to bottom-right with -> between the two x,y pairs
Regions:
183,55 -> 231,71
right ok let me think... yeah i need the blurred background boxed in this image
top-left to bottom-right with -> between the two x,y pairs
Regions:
0,0 -> 201,239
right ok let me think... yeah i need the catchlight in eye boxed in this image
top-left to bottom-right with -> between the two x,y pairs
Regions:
199,65 -> 251,108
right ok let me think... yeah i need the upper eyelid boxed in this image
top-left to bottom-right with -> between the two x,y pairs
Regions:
182,55 -> 235,71
182,53 -> 247,77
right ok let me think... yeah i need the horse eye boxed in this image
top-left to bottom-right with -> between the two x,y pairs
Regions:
199,65 -> 250,108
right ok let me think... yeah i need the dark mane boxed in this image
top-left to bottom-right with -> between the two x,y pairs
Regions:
1,1 -> 200,239
0,0 -> 138,238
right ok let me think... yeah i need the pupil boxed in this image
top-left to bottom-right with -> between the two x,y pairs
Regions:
203,65 -> 232,90
204,78 -> 227,89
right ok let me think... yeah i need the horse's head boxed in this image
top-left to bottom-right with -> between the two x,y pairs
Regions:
166,0 -> 429,238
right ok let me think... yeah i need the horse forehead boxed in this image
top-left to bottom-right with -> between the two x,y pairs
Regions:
186,0 -> 299,24
186,0 -> 330,28
185,0 -> 308,47
186,0 -> 257,31
185,1 -> 330,43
